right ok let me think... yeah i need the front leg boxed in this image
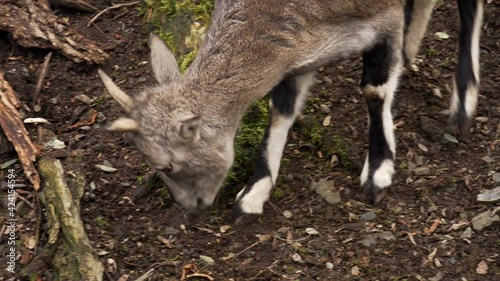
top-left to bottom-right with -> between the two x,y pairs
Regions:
234,72 -> 315,217
360,36 -> 402,203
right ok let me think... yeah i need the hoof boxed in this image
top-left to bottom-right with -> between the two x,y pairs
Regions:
362,182 -> 387,205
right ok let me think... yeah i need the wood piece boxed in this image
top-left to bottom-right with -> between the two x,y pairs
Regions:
0,70 -> 41,190
35,157 -> 104,280
50,0 -> 97,12
34,52 -> 52,112
0,0 -> 108,63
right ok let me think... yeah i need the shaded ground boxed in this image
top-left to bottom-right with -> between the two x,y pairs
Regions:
0,1 -> 499,280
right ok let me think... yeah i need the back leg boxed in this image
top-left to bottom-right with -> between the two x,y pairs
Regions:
360,36 -> 403,203
450,0 -> 483,136
403,0 -> 435,67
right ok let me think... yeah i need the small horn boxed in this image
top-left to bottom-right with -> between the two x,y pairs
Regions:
107,117 -> 139,132
98,69 -> 134,113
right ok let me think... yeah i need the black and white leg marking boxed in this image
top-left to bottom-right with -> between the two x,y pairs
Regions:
234,72 -> 315,215
403,0 -> 435,67
360,38 -> 402,203
450,0 -> 483,136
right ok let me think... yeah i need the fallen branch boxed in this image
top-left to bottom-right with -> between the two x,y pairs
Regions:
0,70 -> 41,190
50,0 -> 97,12
87,1 -> 140,27
0,0 -> 108,63
22,157 -> 104,280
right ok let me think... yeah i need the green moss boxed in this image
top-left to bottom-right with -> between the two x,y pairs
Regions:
143,0 -> 214,72
94,217 -> 108,226
223,99 -> 269,197
299,113 -> 350,168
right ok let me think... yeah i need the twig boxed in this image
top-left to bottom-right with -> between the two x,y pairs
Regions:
230,241 -> 260,260
87,1 -> 140,27
34,190 -> 41,255
16,193 -> 34,208
135,268 -> 155,281
34,52 -> 52,112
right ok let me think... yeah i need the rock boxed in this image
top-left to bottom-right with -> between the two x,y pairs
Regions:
74,94 -> 92,104
326,262 -> 334,269
360,212 -> 377,221
378,231 -> 396,241
460,227 -> 473,239
319,104 -> 331,113
481,156 -> 495,163
164,226 -> 179,235
359,234 -> 378,247
477,187 -> 500,203
311,179 -> 341,205
292,253 -> 304,263
471,210 -> 500,231
283,210 -> 293,219
419,116 -> 444,141
323,76 -> 333,85
414,166 -> 431,176
492,173 -> 500,183
199,255 -> 215,266
476,260 -> 488,275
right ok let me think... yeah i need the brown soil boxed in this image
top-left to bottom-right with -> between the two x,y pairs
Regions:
1,1 -> 498,280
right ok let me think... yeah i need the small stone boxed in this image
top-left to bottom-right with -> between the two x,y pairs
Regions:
477,187 -> 500,203
460,227 -> 473,239
418,143 -> 428,152
360,212 -> 377,221
476,260 -> 488,275
359,234 -> 378,247
305,228 -> 319,235
414,166 -> 431,176
74,94 -> 92,104
481,156 -> 495,163
164,226 -> 180,235
474,116 -> 489,123
310,179 -> 341,205
471,210 -> 500,231
378,231 -> 396,241
492,173 -> 500,183
326,262 -> 334,269
292,253 -> 304,263
283,210 -> 293,219
323,76 -> 333,85
322,115 -> 332,126
199,255 -> 215,266
419,116 -> 444,141
351,266 -> 360,276
319,104 -> 331,113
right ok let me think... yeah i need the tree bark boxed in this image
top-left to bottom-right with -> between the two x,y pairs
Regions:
0,0 -> 108,63
22,157 -> 104,281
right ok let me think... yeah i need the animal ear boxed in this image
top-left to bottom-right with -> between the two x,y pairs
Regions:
107,117 -> 139,132
149,33 -> 180,85
179,116 -> 201,140
98,69 -> 134,113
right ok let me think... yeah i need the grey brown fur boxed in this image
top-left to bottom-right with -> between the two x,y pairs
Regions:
99,0 -> 481,215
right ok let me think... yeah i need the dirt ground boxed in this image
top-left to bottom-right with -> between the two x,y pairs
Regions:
1,1 -> 499,280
